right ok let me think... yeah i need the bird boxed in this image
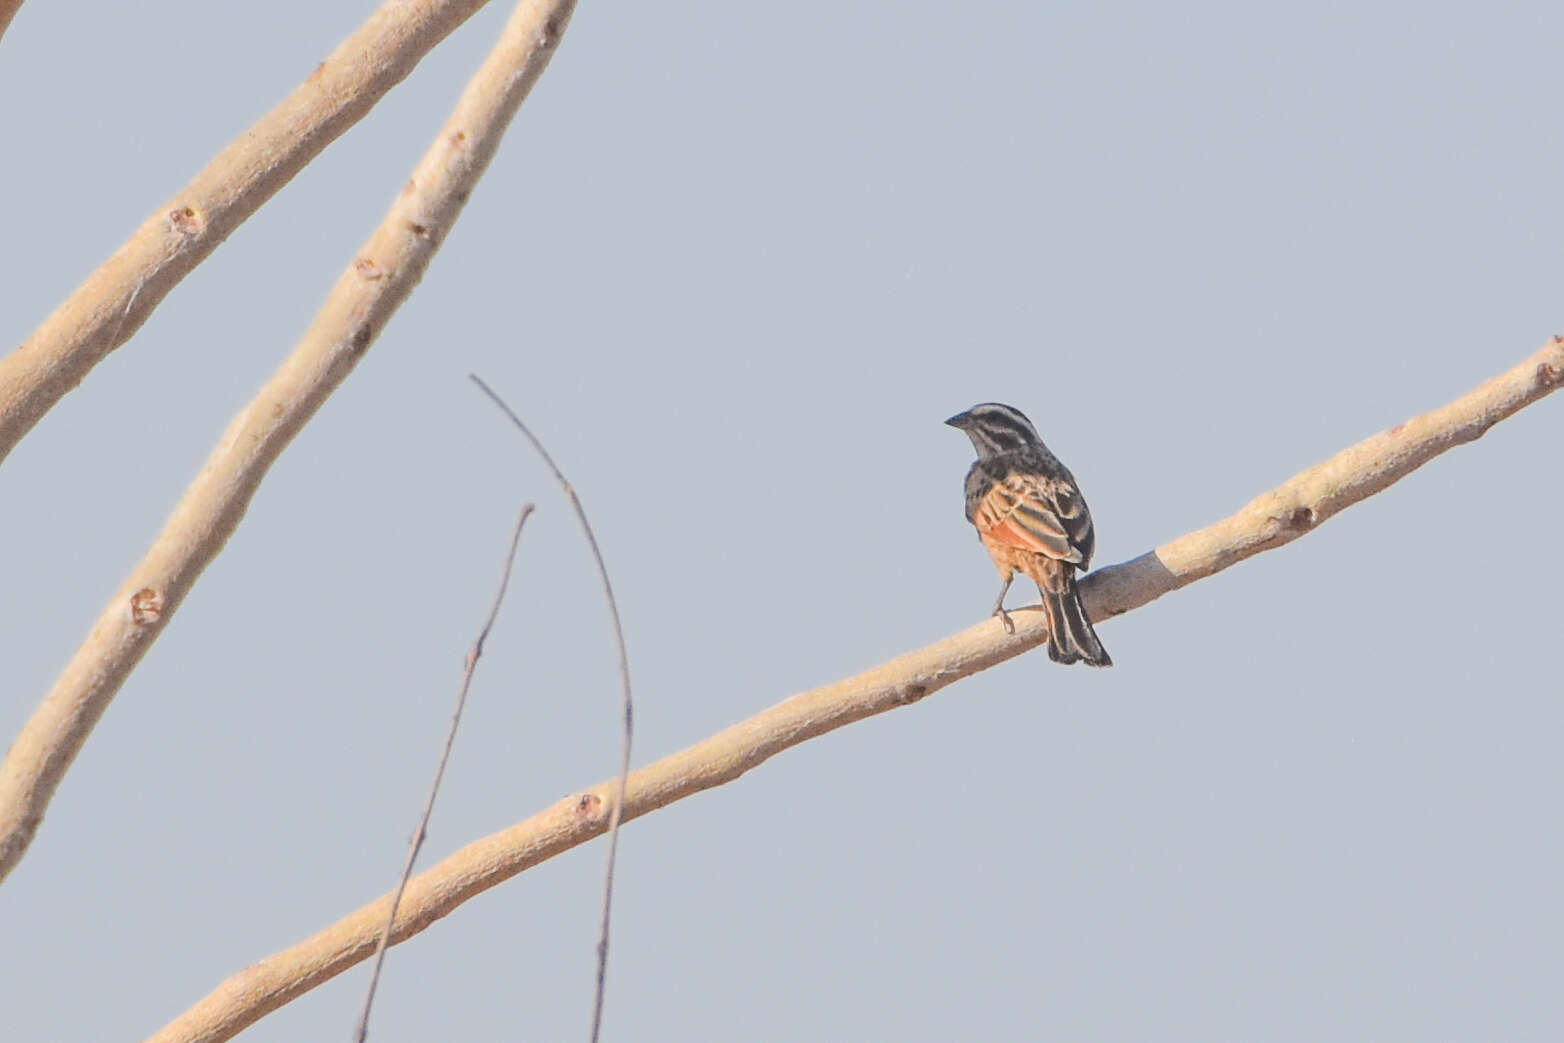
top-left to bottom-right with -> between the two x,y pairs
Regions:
946,402 -> 1111,667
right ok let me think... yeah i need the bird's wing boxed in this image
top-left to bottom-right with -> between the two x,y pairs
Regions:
971,471 -> 1092,566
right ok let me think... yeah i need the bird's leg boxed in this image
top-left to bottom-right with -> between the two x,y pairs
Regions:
991,572 -> 1015,634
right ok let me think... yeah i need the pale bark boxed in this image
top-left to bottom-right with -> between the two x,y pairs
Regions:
0,0 -> 578,886
146,339 -> 1564,1043
0,0 -> 493,466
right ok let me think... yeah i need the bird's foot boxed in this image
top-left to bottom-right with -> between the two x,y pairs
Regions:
993,606 -> 1015,635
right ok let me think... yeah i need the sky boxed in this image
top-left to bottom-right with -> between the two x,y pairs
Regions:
1,1 -> 1561,1039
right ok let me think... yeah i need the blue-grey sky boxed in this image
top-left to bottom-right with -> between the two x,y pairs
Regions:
2,2 -> 1560,1039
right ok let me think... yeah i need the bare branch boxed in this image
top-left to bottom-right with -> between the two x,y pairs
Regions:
468,377 -> 636,1043
0,0 -> 493,467
146,340 -> 1564,1043
352,502 -> 533,1043
0,0 -> 579,886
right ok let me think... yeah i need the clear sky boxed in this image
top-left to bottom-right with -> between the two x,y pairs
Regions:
2,1 -> 1560,1039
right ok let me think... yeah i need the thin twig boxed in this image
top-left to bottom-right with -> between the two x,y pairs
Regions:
352,502 -> 534,1043
0,0 -> 579,887
469,375 -> 634,1043
147,338 -> 1564,1043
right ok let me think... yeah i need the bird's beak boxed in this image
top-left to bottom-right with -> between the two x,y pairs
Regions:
944,411 -> 970,429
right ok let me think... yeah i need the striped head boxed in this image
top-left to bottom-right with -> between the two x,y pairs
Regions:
945,402 -> 1043,459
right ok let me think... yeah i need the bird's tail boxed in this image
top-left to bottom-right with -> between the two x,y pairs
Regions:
1039,569 -> 1112,668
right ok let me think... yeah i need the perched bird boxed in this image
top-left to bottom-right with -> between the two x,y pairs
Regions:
946,402 -> 1111,667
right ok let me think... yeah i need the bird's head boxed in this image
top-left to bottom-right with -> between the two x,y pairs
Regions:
945,402 -> 1042,458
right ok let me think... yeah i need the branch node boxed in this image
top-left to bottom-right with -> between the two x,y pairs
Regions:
129,588 -> 164,626
1285,505 -> 1317,532
167,206 -> 204,240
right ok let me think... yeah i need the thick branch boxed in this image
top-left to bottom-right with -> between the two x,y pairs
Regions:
0,0 -> 492,466
0,0 -> 578,886
148,339 -> 1564,1043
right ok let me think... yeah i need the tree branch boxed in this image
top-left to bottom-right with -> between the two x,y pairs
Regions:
145,338 -> 1564,1043
0,0 -> 579,886
0,0 -> 493,467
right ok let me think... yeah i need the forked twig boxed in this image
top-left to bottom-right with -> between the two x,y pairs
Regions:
352,502 -> 535,1043
469,375 -> 633,1043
